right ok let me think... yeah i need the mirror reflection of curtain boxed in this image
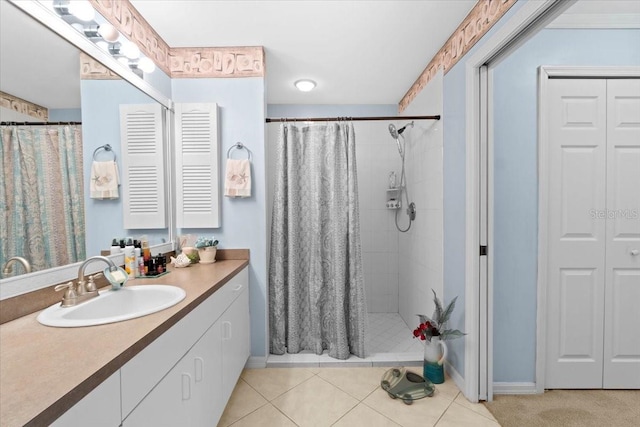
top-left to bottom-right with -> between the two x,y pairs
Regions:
269,122 -> 366,360
0,125 -> 86,274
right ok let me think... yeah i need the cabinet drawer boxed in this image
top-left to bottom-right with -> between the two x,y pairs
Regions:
121,267 -> 248,418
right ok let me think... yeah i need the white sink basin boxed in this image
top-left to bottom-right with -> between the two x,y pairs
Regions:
37,285 -> 186,327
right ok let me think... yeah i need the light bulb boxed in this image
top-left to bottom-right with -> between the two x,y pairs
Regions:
121,41 -> 140,59
138,57 -> 156,73
98,23 -> 119,43
68,1 -> 95,22
294,79 -> 317,92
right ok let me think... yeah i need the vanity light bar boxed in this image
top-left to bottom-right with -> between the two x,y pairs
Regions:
44,0 -> 155,75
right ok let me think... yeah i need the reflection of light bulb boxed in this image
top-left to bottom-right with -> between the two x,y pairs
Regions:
70,23 -> 84,33
138,57 -> 156,73
98,23 -> 119,43
68,1 -> 95,21
118,57 -> 130,66
121,41 -> 140,59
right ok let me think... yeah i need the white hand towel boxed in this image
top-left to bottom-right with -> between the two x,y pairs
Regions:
90,160 -> 120,199
224,158 -> 251,198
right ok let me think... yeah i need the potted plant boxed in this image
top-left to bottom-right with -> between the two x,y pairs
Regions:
195,236 -> 219,264
412,290 -> 465,384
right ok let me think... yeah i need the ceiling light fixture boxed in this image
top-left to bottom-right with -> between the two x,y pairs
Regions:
295,79 -> 317,92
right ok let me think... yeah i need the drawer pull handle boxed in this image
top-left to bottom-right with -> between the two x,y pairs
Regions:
233,284 -> 243,292
182,373 -> 192,400
195,357 -> 204,382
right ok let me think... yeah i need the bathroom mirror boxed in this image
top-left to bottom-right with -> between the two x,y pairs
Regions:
0,1 -> 173,287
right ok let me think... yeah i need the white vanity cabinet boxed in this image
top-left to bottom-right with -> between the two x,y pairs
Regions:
121,267 -> 249,427
50,371 -> 121,427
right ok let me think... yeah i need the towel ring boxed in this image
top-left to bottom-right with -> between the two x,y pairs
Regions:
93,144 -> 116,161
227,142 -> 252,160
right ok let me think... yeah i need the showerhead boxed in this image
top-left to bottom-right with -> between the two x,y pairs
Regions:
388,121 -> 414,139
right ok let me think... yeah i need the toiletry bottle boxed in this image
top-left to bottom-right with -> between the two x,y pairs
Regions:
124,238 -> 136,278
134,241 -> 142,277
110,238 -> 121,255
142,239 -> 150,259
389,171 -> 397,189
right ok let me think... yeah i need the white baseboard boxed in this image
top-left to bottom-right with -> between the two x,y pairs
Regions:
493,382 -> 538,395
445,362 -> 466,398
245,356 -> 267,369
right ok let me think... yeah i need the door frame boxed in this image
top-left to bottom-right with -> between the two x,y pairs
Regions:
461,0 -> 576,402
536,66 -> 640,393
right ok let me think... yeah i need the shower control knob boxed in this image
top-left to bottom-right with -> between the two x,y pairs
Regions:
631,249 -> 639,256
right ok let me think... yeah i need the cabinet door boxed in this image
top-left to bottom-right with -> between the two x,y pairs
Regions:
51,371 -> 121,427
221,286 -> 250,402
122,356 -> 193,427
192,322 -> 223,427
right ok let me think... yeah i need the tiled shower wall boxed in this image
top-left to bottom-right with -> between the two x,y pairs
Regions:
398,71 -> 444,328
355,122 -> 402,313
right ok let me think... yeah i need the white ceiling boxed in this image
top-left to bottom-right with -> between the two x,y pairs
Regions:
129,0 -> 477,105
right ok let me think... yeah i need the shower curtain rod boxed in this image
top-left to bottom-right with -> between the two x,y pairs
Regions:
265,115 -> 440,123
1,121 -> 82,126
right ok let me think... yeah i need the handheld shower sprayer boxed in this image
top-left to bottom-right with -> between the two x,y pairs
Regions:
388,121 -> 414,156
387,121 -> 416,232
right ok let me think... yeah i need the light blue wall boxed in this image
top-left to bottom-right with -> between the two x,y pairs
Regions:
441,0 -> 525,378
172,78 -> 267,357
268,104 -> 397,117
49,108 -> 82,122
492,28 -> 640,383
81,79 -> 169,257
442,63 -> 468,375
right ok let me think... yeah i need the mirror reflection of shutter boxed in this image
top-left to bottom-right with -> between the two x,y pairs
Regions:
120,104 -> 166,229
175,103 -> 220,228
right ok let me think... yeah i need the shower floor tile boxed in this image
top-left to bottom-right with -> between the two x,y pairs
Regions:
366,312 -> 424,355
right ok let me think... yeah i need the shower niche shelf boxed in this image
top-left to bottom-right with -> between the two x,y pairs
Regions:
386,187 -> 401,210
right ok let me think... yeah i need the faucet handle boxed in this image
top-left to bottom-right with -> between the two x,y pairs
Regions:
54,282 -> 77,302
86,273 -> 103,293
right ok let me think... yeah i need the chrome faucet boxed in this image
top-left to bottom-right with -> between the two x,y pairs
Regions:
2,256 -> 32,277
55,256 -> 119,307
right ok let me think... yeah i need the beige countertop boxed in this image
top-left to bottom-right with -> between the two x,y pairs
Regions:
0,257 -> 249,427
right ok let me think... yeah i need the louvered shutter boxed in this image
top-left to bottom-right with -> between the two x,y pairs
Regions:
120,104 -> 166,229
175,103 -> 220,228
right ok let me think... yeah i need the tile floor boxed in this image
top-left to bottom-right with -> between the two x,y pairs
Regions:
218,367 -> 500,427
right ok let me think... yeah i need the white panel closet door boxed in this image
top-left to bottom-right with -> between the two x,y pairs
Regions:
603,79 -> 640,389
545,79 -> 607,388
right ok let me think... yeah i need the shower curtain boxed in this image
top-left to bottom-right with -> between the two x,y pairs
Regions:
0,125 -> 86,273
269,122 -> 366,359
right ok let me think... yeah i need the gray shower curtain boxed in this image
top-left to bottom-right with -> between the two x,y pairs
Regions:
269,122 -> 366,359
